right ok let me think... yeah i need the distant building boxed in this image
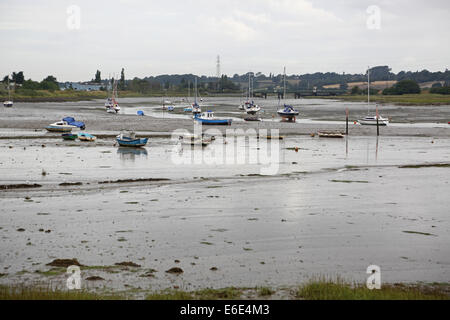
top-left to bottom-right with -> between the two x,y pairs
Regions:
59,82 -> 103,91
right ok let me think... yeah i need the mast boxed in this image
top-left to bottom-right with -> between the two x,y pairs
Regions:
194,77 -> 197,104
367,66 -> 370,115
248,73 -> 250,101
7,77 -> 11,100
187,80 -> 190,102
283,66 -> 286,101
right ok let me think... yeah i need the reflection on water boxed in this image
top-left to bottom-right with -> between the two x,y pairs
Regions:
117,147 -> 148,161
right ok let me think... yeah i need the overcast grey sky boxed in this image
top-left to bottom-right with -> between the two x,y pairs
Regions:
0,0 -> 449,81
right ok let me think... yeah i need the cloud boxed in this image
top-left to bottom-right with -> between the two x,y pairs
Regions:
0,0 -> 448,80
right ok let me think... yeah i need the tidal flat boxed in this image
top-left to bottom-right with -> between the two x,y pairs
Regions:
0,97 -> 449,298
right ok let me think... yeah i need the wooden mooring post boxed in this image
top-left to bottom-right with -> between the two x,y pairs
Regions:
345,108 -> 349,135
376,106 -> 379,136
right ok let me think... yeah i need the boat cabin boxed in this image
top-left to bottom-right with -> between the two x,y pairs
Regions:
200,111 -> 215,119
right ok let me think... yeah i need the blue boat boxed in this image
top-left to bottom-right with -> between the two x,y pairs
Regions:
116,131 -> 148,147
277,104 -> 299,118
78,132 -> 96,141
194,111 -> 232,125
62,117 -> 86,130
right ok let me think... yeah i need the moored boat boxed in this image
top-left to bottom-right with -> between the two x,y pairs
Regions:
3,77 -> 13,108
192,102 -> 201,115
178,134 -> 212,147
62,133 -> 78,140
3,101 -> 13,108
244,115 -> 262,121
317,130 -> 345,138
191,78 -> 202,115
245,101 -> 261,115
277,67 -> 298,121
358,66 -> 389,126
194,111 -> 232,125
358,116 -> 389,126
46,121 -> 76,132
116,131 -> 148,147
105,79 -> 120,113
46,117 -> 85,132
78,132 -> 96,141
277,104 -> 299,119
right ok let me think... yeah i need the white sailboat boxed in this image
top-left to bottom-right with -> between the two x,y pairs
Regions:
3,77 -> 13,108
241,73 -> 261,115
105,79 -> 120,113
358,66 -> 389,126
192,77 -> 201,116
277,67 -> 299,120
184,80 -> 193,112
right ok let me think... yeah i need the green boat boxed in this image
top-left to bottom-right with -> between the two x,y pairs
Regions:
62,133 -> 78,140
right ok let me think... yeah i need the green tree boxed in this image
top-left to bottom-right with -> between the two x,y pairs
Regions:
22,79 -> 41,90
40,75 -> 59,91
430,86 -> 450,95
431,82 -> 442,88
94,70 -> 101,83
383,80 -> 420,95
351,86 -> 360,94
119,68 -> 125,90
12,71 -> 24,84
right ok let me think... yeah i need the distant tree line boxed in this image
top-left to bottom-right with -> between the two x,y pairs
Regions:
382,80 -> 421,95
2,71 -> 60,92
4,66 -> 449,95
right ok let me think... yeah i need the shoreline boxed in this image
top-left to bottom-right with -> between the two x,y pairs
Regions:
304,93 -> 450,106
1,280 -> 449,300
2,92 -> 450,105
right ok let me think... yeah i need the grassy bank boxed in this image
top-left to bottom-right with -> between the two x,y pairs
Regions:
1,279 -> 448,300
0,90 -> 107,102
306,93 -> 450,106
0,89 -> 238,102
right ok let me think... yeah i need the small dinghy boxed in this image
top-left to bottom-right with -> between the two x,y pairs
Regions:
317,131 -> 345,138
78,132 -> 96,142
116,131 -> 148,147
244,116 -> 262,122
3,101 -> 13,108
178,134 -> 212,147
62,133 -> 78,140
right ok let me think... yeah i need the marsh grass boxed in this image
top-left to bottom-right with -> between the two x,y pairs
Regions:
258,287 -> 274,297
296,277 -> 449,300
0,284 -> 122,300
146,287 -> 243,300
307,93 -> 450,105
1,280 -> 448,300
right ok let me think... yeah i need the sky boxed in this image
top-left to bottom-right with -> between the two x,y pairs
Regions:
0,0 -> 449,81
